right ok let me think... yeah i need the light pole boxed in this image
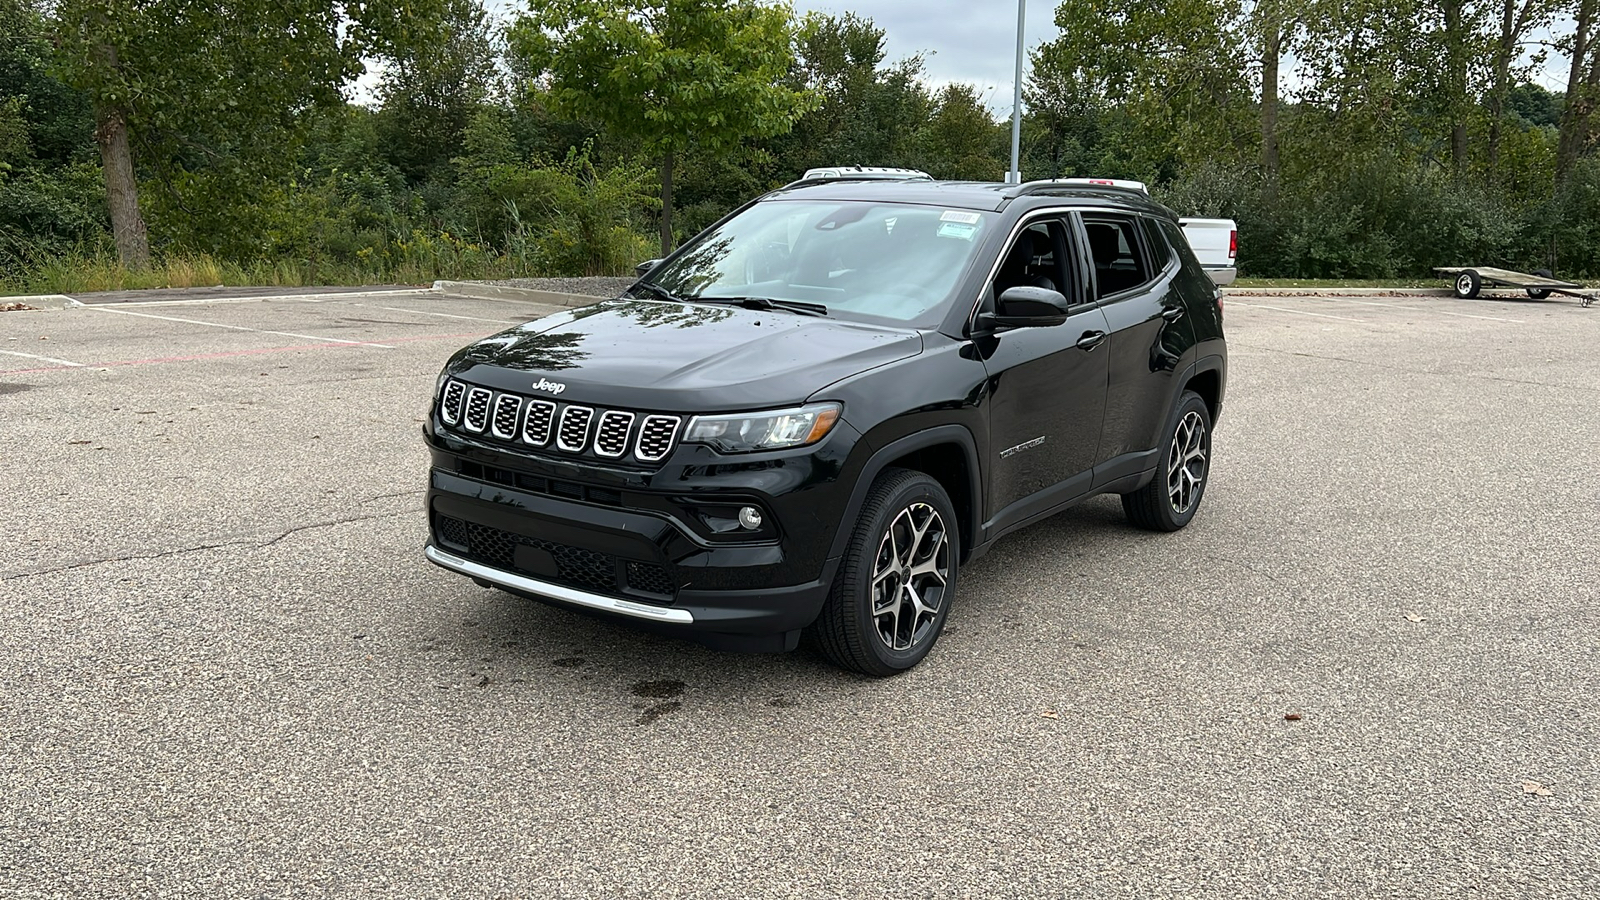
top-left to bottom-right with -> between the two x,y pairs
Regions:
1008,0 -> 1025,184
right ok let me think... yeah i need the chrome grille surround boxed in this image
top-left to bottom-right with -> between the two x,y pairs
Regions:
557,406 -> 595,452
521,399 -> 555,446
463,387 -> 493,433
490,394 -> 522,440
440,380 -> 465,426
594,411 -> 635,458
443,383 -> 680,464
635,415 -> 682,462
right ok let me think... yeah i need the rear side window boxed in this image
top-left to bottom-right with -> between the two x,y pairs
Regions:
1083,217 -> 1151,297
1142,217 -> 1172,270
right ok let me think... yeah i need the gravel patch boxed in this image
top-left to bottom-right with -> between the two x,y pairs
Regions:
491,276 -> 636,298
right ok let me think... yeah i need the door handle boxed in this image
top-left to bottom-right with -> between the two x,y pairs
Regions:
1076,330 -> 1107,351
1161,306 -> 1185,321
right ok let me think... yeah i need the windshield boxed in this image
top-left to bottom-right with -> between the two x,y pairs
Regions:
641,200 -> 992,323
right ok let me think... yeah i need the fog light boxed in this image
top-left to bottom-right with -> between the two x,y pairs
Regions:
738,506 -> 763,530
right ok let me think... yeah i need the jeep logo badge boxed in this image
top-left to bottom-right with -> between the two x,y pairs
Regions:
531,377 -> 567,395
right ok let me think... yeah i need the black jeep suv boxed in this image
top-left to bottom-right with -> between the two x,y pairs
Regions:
423,178 -> 1226,675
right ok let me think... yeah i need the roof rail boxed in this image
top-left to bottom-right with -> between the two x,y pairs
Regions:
1013,177 -> 1149,196
799,166 -> 934,182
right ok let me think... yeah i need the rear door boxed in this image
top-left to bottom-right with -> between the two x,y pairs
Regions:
979,213 -> 1111,531
1078,213 -> 1192,477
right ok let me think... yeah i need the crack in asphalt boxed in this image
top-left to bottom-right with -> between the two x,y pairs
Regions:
1,508 -> 415,583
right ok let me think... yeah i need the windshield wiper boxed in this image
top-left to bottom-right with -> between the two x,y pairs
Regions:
692,296 -> 830,317
628,281 -> 682,304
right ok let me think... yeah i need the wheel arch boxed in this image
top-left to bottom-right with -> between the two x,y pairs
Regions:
1178,354 -> 1226,423
828,426 -> 983,564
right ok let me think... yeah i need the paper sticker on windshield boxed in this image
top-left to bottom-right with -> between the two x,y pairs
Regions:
938,221 -> 978,241
941,210 -> 982,224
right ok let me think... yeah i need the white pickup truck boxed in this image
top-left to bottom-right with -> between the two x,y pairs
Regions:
1177,218 -> 1237,286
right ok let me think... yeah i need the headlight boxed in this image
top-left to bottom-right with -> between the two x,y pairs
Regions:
685,403 -> 842,453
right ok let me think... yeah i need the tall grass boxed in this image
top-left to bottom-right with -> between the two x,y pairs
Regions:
0,247 -> 560,297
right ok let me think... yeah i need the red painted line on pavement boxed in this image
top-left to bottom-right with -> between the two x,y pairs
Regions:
0,330 -> 490,376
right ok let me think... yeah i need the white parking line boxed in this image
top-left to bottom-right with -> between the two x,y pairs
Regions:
1230,303 -> 1367,323
0,349 -> 85,367
366,304 -> 518,324
89,306 -> 396,349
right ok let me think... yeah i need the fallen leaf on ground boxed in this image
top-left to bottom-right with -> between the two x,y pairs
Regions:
1284,713 -> 1303,722
1405,613 -> 1424,623
1040,710 -> 1059,720
1521,780 -> 1552,796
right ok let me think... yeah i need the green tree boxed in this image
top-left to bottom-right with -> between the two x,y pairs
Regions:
916,84 -> 1004,181
49,0 -> 443,269
509,0 -> 815,254
774,12 -> 931,174
375,0 -> 501,184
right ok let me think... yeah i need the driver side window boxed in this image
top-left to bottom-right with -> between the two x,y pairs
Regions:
991,218 -> 1076,306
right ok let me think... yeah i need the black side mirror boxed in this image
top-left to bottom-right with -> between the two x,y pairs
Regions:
635,258 -> 663,277
976,285 -> 1071,332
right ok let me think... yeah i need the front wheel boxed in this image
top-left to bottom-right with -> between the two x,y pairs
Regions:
813,468 -> 959,676
1122,390 -> 1213,532
1454,270 -> 1482,299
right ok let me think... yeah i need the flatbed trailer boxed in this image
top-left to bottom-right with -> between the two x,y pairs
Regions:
1435,266 -> 1597,307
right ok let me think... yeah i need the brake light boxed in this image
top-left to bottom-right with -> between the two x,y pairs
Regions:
1228,229 -> 1238,260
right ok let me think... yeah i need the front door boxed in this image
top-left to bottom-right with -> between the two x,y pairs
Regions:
978,215 -> 1111,532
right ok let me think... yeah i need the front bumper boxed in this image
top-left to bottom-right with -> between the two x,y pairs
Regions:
424,466 -> 839,651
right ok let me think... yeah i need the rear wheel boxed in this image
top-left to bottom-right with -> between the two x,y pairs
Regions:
1454,270 -> 1482,299
814,468 -> 958,677
1527,268 -> 1553,299
1122,391 -> 1212,532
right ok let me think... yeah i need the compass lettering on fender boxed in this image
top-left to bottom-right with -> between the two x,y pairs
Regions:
999,436 -> 1046,459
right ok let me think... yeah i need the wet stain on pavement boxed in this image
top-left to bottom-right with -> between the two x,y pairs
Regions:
631,680 -> 686,726
631,680 -> 685,699
552,657 -> 585,668
636,701 -> 681,726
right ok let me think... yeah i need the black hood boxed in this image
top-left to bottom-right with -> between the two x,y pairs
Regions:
447,300 -> 924,411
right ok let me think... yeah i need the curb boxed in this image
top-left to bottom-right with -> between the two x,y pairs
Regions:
433,281 -> 602,307
0,294 -> 80,310
1224,287 -> 1455,297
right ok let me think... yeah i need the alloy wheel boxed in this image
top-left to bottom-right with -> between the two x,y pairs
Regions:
1167,410 -> 1209,514
870,502 -> 950,652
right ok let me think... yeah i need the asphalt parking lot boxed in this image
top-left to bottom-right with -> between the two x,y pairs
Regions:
2,287 -> 1597,898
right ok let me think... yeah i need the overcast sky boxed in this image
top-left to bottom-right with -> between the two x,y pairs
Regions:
792,0 -> 1060,109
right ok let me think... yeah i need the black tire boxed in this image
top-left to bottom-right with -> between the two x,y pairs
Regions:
1122,390 -> 1213,532
1527,269 -> 1553,299
813,468 -> 959,677
1454,270 -> 1482,299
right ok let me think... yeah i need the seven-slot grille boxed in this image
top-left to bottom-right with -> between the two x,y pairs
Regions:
439,380 -> 682,465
